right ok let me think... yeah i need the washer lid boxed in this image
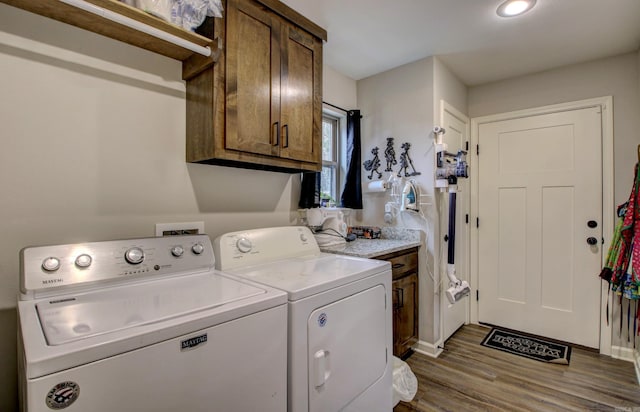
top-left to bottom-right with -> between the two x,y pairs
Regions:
37,271 -> 267,346
227,253 -> 390,301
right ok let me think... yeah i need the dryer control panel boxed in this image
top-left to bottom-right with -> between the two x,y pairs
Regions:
20,235 -> 214,298
214,226 -> 319,270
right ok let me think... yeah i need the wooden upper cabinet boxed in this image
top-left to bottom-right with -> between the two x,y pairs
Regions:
186,0 -> 326,172
280,23 -> 322,164
225,0 -> 280,158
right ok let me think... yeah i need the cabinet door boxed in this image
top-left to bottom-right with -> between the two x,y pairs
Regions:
225,0 -> 280,157
393,272 -> 419,357
279,23 -> 322,165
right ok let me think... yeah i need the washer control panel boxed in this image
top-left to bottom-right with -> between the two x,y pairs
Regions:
214,226 -> 319,270
20,235 -> 213,296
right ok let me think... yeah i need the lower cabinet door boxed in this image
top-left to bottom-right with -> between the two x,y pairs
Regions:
393,272 -> 418,357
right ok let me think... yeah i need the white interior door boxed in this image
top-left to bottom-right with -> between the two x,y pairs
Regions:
440,101 -> 470,342
477,106 -> 602,348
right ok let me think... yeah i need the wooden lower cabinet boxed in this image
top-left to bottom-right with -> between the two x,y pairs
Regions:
376,247 -> 419,358
393,272 -> 418,358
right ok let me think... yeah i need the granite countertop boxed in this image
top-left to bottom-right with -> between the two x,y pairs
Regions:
320,227 -> 421,258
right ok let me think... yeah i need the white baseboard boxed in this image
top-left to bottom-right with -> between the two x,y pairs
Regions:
611,345 -> 636,362
613,346 -> 640,384
413,340 -> 443,358
634,349 -> 640,386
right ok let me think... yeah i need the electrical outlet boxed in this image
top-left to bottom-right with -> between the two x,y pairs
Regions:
155,222 -> 205,237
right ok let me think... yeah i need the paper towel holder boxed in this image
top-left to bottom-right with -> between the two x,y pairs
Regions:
367,180 -> 391,192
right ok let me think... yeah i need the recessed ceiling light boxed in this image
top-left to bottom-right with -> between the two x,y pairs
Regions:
496,0 -> 536,17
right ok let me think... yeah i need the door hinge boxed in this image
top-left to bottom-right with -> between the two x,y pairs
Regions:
476,144 -> 479,156
465,214 -> 469,224
476,290 -> 479,301
476,217 -> 479,228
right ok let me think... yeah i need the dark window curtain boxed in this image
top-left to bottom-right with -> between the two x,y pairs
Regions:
298,172 -> 321,209
340,110 -> 363,209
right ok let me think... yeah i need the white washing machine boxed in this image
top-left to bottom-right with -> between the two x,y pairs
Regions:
214,226 -> 393,412
17,234 -> 287,412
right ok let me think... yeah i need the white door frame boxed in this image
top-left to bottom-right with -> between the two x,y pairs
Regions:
438,100 -> 470,345
469,96 -> 614,355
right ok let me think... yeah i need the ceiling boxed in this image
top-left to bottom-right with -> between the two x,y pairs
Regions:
280,0 -> 640,86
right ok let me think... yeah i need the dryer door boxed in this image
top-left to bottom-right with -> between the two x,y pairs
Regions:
307,284 -> 387,412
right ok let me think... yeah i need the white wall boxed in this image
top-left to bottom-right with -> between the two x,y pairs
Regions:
356,56 -> 467,347
0,5 -> 357,411
357,57 -> 436,343
469,52 -> 639,208
468,52 -> 640,352
323,64 -> 357,109
357,57 -> 436,345
434,58 -> 468,121
357,57 -> 434,224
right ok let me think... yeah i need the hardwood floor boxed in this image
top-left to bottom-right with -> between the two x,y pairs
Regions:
394,325 -> 640,412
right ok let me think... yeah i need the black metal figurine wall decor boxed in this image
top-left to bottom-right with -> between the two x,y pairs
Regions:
363,137 -> 421,180
384,137 -> 397,172
397,142 -> 421,177
363,147 -> 382,179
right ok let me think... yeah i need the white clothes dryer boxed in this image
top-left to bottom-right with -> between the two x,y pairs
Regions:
214,226 -> 393,412
18,235 -> 287,412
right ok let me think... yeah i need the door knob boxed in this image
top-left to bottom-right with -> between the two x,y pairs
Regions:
587,237 -> 598,245
587,220 -> 598,228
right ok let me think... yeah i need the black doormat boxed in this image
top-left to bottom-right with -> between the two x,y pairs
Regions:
480,328 -> 572,365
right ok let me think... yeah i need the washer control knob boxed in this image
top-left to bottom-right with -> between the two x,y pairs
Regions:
236,237 -> 252,253
171,246 -> 184,257
192,243 -> 205,255
124,247 -> 144,264
42,257 -> 61,272
75,254 -> 92,268
300,233 -> 308,242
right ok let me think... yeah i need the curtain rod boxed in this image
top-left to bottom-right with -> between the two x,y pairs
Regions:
60,0 -> 212,57
322,101 -> 350,113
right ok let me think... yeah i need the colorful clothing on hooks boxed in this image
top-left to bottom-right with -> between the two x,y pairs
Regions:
600,162 -> 640,339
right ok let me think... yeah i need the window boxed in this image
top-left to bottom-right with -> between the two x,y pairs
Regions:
321,114 -> 340,206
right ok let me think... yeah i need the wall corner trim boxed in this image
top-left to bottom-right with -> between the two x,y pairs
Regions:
634,349 -> 640,385
413,340 -> 443,358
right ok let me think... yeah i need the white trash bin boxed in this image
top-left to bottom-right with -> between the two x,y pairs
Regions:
392,356 -> 418,406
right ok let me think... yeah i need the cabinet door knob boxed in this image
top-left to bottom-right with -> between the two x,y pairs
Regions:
586,237 -> 598,246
